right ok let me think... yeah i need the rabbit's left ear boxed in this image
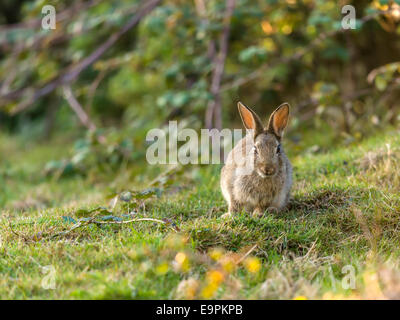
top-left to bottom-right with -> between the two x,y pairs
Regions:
267,103 -> 290,138
237,101 -> 264,138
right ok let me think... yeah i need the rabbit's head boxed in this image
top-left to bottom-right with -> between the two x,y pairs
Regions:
237,101 -> 290,178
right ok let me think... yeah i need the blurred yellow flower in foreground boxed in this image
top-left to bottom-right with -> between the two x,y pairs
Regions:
176,278 -> 199,300
244,257 -> 261,274
293,295 -> 307,300
209,248 -> 224,261
363,270 -> 384,299
220,256 -> 236,274
174,252 -> 190,272
200,270 -> 225,299
201,282 -> 219,299
156,262 -> 169,275
207,270 -> 225,285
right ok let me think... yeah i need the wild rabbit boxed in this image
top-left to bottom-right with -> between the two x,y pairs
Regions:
221,102 -> 292,218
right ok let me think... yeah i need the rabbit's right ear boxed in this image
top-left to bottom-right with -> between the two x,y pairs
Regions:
267,103 -> 290,138
237,102 -> 263,138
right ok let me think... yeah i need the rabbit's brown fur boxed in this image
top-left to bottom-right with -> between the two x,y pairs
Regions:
221,102 -> 292,218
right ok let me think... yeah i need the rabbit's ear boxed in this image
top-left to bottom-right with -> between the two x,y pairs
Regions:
267,103 -> 290,138
237,102 -> 263,138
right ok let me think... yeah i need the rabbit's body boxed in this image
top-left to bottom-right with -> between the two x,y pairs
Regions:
221,102 -> 292,217
221,136 -> 292,213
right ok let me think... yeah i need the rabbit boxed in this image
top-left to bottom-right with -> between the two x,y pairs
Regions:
220,101 -> 292,218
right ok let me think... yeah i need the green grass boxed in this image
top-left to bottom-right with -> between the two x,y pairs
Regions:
1,129 -> 400,299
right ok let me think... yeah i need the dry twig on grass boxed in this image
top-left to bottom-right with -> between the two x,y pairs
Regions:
9,215 -> 178,243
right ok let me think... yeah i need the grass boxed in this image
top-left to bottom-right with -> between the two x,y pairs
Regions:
1,128 -> 400,299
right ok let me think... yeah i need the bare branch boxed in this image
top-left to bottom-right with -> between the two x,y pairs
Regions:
86,70 -> 106,112
205,0 -> 235,130
62,86 -> 94,131
62,85 -> 106,144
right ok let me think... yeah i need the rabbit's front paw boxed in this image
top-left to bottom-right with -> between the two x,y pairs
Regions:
252,207 -> 278,217
266,206 -> 279,214
221,212 -> 232,219
252,208 -> 264,218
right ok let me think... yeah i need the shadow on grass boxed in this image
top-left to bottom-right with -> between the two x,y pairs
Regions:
187,186 -> 377,256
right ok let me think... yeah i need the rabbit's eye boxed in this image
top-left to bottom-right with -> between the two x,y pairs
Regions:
253,146 -> 258,154
276,144 -> 281,154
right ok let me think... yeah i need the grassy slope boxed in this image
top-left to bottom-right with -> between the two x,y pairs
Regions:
1,129 -> 400,299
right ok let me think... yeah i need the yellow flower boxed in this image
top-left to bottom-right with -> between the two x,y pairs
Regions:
220,256 -> 236,274
176,278 -> 199,300
293,295 -> 307,300
199,270 -> 226,299
201,282 -> 219,299
244,257 -> 261,274
155,262 -> 169,275
207,270 -> 225,285
363,271 -> 384,299
175,252 -> 186,263
209,248 -> 224,261
174,252 -> 190,272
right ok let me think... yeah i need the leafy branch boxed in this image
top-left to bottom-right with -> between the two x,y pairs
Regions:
220,9 -> 392,92
0,0 -> 162,114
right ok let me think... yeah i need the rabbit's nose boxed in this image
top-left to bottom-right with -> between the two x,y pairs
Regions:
262,167 -> 276,176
